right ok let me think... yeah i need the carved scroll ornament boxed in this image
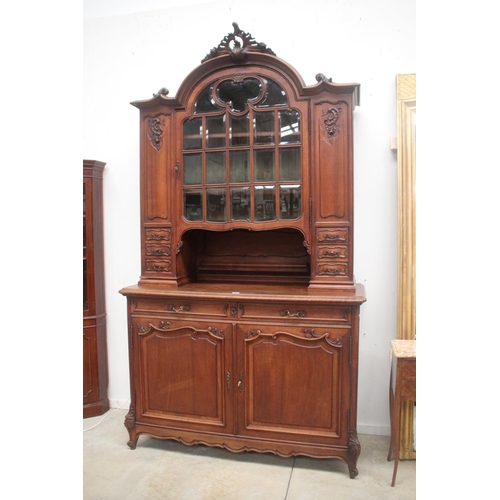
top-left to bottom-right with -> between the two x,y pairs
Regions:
147,116 -> 165,152
202,22 -> 275,64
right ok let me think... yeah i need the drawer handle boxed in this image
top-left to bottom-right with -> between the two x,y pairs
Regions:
280,309 -> 306,318
238,371 -> 243,392
167,304 -> 191,313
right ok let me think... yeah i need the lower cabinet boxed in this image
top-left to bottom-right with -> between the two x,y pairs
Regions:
122,286 -> 364,478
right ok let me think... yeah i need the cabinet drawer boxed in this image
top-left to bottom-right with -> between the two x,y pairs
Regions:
238,302 -> 350,323
131,297 -> 231,319
317,245 -> 348,261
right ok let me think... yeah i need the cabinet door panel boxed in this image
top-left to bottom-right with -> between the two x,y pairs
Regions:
83,325 -> 97,404
236,325 -> 350,445
133,319 -> 233,432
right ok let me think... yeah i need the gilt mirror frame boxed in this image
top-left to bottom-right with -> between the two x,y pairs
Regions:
396,73 -> 416,341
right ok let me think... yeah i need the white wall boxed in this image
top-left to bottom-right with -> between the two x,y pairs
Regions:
83,0 -> 416,435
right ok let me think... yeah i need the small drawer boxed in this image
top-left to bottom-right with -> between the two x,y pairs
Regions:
146,244 -> 171,257
316,227 -> 348,243
317,245 -> 348,260
317,263 -> 348,277
145,259 -> 172,273
238,302 -> 350,323
132,297 -> 231,319
145,228 -> 171,242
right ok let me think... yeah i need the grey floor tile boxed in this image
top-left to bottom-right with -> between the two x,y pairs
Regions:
84,409 -> 415,500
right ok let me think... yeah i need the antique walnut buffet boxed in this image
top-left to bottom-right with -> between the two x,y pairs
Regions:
120,24 -> 366,478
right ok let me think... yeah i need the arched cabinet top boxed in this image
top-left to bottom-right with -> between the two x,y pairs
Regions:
131,22 -> 360,110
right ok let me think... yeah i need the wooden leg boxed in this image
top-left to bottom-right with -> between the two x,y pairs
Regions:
124,404 -> 138,450
387,370 -> 394,461
391,391 -> 401,487
347,430 -> 361,479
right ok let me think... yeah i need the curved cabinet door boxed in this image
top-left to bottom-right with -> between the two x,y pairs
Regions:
132,318 -> 234,434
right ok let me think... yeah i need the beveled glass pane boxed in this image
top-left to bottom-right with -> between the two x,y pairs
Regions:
230,114 -> 249,146
279,110 -> 301,144
206,152 -> 226,184
280,185 -> 301,219
184,190 -> 203,220
254,185 -> 276,221
230,150 -> 249,182
230,187 -> 250,220
183,154 -> 202,185
207,188 -> 226,222
254,111 -> 274,145
256,78 -> 288,107
183,118 -> 202,150
194,84 -> 223,113
206,115 -> 226,148
254,150 -> 275,181
279,148 -> 301,181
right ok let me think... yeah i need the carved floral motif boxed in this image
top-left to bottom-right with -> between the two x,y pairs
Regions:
322,107 -> 341,143
147,116 -> 165,152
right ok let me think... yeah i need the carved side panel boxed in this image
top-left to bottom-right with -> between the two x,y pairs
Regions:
314,100 -> 349,220
143,112 -> 171,221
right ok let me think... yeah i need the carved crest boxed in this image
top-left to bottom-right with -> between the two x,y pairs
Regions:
202,22 -> 276,64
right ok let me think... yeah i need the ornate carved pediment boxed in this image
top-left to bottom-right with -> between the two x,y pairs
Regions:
202,22 -> 276,64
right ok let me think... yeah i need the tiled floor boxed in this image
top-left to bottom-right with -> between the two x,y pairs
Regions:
83,409 -> 415,499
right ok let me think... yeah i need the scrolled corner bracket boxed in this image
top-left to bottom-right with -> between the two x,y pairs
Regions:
303,239 -> 311,255
316,73 -> 333,83
201,22 -> 276,64
153,87 -> 169,98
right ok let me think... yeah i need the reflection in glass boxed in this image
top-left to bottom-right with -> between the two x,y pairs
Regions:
230,114 -> 249,146
206,152 -> 226,184
184,190 -> 203,220
279,148 -> 301,181
206,115 -> 226,148
230,187 -> 250,220
279,110 -> 300,144
254,111 -> 275,144
255,150 -> 275,181
230,150 -> 249,182
194,84 -> 223,114
184,154 -> 202,184
256,78 -> 288,107
280,185 -> 301,219
183,118 -> 202,150
254,185 -> 276,221
207,188 -> 226,222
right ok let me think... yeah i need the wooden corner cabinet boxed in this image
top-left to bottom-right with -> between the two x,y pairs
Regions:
120,24 -> 366,478
84,159 -> 109,418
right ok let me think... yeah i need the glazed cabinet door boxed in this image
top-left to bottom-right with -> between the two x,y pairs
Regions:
131,317 -> 234,434
235,324 -> 352,447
